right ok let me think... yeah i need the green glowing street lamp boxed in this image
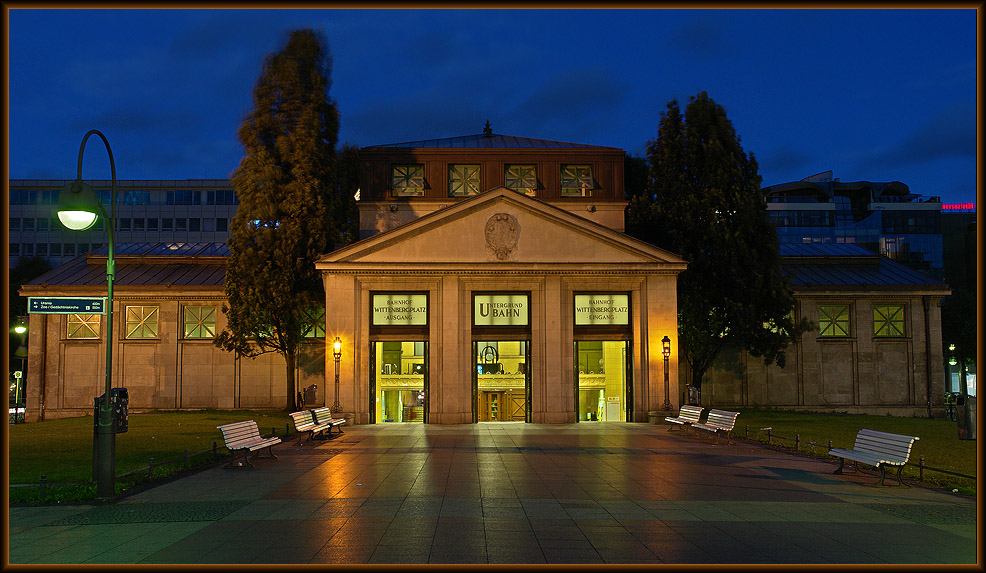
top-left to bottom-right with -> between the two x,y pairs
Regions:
57,129 -> 118,501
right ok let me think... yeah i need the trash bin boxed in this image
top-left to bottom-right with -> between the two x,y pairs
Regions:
303,384 -> 317,406
686,385 -> 701,406
647,411 -> 660,424
93,387 -> 128,433
956,394 -> 976,440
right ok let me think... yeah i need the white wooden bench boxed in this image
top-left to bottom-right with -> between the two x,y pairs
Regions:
312,407 -> 347,438
217,420 -> 281,468
691,409 -> 740,444
665,405 -> 704,433
289,410 -> 334,445
829,429 -> 920,487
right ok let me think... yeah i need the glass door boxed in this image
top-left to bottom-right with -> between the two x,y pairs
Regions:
576,340 -> 629,422
474,340 -> 530,422
373,341 -> 427,423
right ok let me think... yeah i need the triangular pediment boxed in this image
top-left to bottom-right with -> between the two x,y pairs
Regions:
317,188 -> 685,268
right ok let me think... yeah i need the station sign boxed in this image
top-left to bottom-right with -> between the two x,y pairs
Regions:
28,297 -> 107,315
474,294 -> 529,327
575,293 -> 629,326
372,293 -> 428,326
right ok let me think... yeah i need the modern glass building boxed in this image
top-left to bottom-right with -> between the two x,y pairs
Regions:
8,179 -> 237,268
763,171 -> 944,281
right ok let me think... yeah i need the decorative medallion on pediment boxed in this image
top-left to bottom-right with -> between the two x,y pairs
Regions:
485,213 -> 520,260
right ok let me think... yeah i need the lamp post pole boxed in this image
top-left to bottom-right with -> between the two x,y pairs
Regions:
331,337 -> 342,415
60,130 -> 118,501
661,335 -> 672,411
13,319 -> 28,423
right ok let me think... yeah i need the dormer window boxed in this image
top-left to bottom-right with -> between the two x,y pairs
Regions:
505,164 -> 537,196
448,164 -> 481,197
561,165 -> 593,197
393,164 -> 425,197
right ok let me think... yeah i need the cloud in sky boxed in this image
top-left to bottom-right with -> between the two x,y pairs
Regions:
859,98 -> 977,171
666,12 -> 737,60
7,8 -> 977,204
508,66 -> 629,139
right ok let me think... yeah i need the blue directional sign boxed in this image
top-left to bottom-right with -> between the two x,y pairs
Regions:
28,297 -> 107,314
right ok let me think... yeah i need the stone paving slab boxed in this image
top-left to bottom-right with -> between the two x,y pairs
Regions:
7,422 -> 978,564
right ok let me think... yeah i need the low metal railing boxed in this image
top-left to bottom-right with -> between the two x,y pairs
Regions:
11,441 -> 224,501
742,425 -> 976,481
10,425 -> 296,501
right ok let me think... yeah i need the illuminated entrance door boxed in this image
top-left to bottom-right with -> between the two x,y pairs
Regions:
576,341 -> 629,422
372,341 -> 427,423
474,341 -> 530,422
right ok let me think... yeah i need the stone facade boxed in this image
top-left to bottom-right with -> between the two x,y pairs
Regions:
317,188 -> 686,424
696,277 -> 950,417
21,276 -> 324,421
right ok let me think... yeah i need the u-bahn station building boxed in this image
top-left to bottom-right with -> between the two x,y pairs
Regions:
19,132 -> 950,423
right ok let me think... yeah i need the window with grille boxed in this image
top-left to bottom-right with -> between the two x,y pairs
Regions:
303,307 -> 326,338
505,164 -> 537,196
873,304 -> 905,337
126,305 -> 159,339
392,164 -> 425,196
561,165 -> 593,196
183,306 -> 216,339
448,165 -> 481,197
68,314 -> 101,339
818,305 -> 851,337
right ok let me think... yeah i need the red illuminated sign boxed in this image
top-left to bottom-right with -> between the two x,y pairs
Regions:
942,203 -> 975,211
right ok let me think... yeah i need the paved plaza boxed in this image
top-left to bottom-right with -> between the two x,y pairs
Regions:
7,422 -> 978,565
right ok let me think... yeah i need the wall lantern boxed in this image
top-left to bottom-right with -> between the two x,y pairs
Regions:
331,337 -> 343,414
661,335 -> 672,411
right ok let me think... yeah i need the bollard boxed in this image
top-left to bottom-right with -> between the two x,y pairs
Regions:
795,433 -> 800,451
213,441 -> 218,460
272,426 -> 276,437
184,448 -> 190,469
828,439 -> 832,451
40,474 -> 47,500
745,425 -> 749,439
286,423 -> 290,436
148,458 -> 155,480
919,455 -> 925,480
767,428 -> 771,445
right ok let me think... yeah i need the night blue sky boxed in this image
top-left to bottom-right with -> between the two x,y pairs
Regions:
7,7 -> 979,205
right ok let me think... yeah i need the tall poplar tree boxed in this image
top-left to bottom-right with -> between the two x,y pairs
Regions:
216,29 -> 340,412
633,92 -> 809,403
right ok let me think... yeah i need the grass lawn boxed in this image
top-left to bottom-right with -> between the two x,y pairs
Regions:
7,409 -> 292,503
731,408 -> 977,495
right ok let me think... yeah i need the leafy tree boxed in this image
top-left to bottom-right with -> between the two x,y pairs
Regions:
8,256 -> 53,366
623,153 -> 649,201
632,92 -> 809,404
215,29 -> 340,412
334,143 -> 361,245
941,289 -> 976,393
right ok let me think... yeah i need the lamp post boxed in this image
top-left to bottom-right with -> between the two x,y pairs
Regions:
56,129 -> 118,501
12,318 -> 29,424
661,335 -> 672,411
331,337 -> 342,415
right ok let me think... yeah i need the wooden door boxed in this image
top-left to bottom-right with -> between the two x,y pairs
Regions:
507,391 -> 526,421
485,392 -> 502,421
